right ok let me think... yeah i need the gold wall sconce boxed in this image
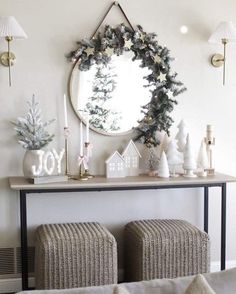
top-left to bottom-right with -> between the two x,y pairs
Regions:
0,16 -> 27,86
208,21 -> 236,85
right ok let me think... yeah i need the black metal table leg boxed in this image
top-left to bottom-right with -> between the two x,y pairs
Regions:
20,190 -> 28,290
221,183 -> 227,270
204,186 -> 209,233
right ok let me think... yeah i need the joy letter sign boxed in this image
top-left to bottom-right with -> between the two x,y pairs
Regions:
31,149 -> 65,176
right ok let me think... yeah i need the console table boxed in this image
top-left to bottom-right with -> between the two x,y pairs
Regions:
9,173 -> 236,290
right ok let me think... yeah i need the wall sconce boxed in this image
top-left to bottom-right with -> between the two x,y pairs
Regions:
208,21 -> 236,85
0,16 -> 27,86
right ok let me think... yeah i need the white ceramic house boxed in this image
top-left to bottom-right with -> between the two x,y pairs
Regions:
122,140 -> 141,176
105,151 -> 126,178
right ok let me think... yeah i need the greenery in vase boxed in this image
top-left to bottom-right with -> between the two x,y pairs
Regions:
12,95 -> 55,150
85,63 -> 121,132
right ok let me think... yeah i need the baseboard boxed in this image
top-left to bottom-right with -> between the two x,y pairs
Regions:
118,268 -> 124,282
210,260 -> 236,272
0,277 -> 34,293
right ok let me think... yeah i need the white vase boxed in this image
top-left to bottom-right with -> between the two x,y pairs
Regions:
23,150 -> 44,178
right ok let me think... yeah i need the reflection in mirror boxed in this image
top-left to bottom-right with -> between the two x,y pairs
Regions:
70,51 -> 152,135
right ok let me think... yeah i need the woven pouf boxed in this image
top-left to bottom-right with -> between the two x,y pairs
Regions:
35,222 -> 117,289
124,219 -> 210,281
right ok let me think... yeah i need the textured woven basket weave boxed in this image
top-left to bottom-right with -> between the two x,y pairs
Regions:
125,219 -> 210,281
35,222 -> 117,289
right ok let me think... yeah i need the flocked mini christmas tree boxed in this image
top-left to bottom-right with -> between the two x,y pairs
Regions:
175,120 -> 188,152
157,151 -> 170,178
197,140 -> 209,177
183,134 -> 197,177
166,139 -> 183,177
12,95 -> 55,150
85,63 -> 121,132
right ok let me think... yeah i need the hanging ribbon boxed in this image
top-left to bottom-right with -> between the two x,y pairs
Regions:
90,1 -> 134,39
78,155 -> 89,170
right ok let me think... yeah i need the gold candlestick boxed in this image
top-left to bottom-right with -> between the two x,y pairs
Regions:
204,125 -> 215,176
78,158 -> 88,181
64,127 -> 70,176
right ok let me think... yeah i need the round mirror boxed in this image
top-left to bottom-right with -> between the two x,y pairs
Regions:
70,51 -> 151,136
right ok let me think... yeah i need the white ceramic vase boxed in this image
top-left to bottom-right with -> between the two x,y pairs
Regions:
23,150 -> 44,178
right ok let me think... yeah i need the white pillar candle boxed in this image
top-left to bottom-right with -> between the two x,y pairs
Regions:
63,94 -> 68,128
80,121 -> 83,156
86,114 -> 89,142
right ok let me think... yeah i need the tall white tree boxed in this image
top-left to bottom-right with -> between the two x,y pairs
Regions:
175,120 -> 188,152
197,140 -> 209,176
157,151 -> 170,178
183,134 -> 197,177
166,140 -> 183,177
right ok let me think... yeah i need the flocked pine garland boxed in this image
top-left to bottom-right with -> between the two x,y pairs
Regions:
67,24 -> 186,147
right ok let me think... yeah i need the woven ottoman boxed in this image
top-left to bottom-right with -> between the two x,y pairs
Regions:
35,222 -> 117,289
124,219 -> 210,281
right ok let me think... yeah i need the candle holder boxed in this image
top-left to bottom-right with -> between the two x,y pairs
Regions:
204,125 -> 215,176
84,142 -> 94,178
64,127 -> 70,176
77,156 -> 89,181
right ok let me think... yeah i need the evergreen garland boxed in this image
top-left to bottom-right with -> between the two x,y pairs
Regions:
12,95 -> 55,150
68,24 -> 186,147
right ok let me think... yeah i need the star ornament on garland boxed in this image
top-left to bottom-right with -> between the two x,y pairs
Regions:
84,47 -> 94,56
104,47 -> 114,56
139,33 -> 145,41
158,72 -> 166,82
166,89 -> 173,98
154,54 -> 162,64
124,39 -> 133,50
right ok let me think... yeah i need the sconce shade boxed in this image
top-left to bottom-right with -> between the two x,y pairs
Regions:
0,16 -> 27,39
208,21 -> 236,44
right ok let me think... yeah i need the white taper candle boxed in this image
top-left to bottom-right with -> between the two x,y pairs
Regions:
80,121 -> 83,156
63,94 -> 68,128
86,114 -> 89,142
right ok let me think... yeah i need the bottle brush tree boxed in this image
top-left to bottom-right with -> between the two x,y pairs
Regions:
12,95 -> 55,150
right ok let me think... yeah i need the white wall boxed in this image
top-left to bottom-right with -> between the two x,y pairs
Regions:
1,0 -> 236,272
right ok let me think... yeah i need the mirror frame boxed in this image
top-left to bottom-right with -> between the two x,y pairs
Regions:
68,24 -> 186,146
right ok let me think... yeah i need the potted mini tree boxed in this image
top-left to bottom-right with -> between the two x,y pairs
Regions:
12,95 -> 55,178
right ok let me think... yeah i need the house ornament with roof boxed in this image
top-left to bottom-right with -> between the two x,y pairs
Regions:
122,140 -> 142,176
105,140 -> 141,178
105,151 -> 126,178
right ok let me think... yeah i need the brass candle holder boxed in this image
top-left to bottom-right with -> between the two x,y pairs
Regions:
78,156 -> 89,181
64,127 -> 70,176
84,142 -> 94,178
204,125 -> 215,176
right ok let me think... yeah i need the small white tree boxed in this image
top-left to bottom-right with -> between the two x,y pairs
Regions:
175,120 -> 188,152
157,151 -> 170,178
12,95 -> 55,150
166,140 -> 183,177
183,134 -> 197,177
197,140 -> 209,176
